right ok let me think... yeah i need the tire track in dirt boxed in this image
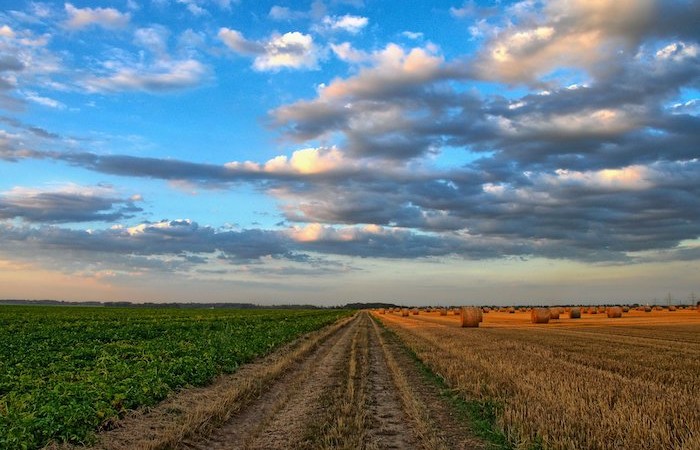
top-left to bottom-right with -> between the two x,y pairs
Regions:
180,314 -> 360,449
365,314 -> 420,449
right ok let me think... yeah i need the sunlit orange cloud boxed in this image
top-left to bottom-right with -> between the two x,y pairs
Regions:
225,147 -> 352,175
549,166 -> 653,190
287,223 -> 385,243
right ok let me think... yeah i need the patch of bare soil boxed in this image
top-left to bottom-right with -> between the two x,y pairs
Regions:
84,312 -> 486,450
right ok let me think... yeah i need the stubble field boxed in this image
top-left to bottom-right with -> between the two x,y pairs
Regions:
373,307 -> 700,450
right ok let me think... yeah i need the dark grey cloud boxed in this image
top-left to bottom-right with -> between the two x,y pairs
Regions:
0,188 -> 142,223
1,116 -> 60,139
0,54 -> 24,74
0,220 -> 294,265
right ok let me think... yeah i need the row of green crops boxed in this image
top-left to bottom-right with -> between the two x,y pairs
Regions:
0,305 -> 352,449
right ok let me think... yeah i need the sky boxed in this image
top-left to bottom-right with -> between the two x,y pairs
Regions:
0,0 -> 699,306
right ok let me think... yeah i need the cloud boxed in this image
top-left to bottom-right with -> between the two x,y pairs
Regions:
268,6 -> 306,21
0,25 -> 16,39
217,28 -> 265,54
0,116 -> 60,139
226,147 -> 351,175
4,134 -> 700,262
267,1 -> 327,21
330,42 -> 370,63
134,26 -> 170,57
0,184 -> 142,223
83,59 -> 208,93
271,43 -> 448,158
318,15 -> 368,34
22,90 -> 65,109
401,31 -> 424,40
2,0 -> 700,269
64,3 -> 131,30
469,0 -> 700,85
0,220 -> 298,276
219,28 -> 319,71
0,54 -> 24,73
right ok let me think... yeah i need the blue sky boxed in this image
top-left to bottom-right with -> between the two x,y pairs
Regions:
1,0 -> 699,305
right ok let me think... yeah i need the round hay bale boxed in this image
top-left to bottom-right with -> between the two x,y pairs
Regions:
644,306 -> 652,312
379,308 -> 386,314
482,307 -> 491,313
588,307 -> 597,314
508,307 -> 515,314
439,308 -> 447,316
453,308 -> 461,315
569,307 -> 581,319
606,306 -> 623,318
549,307 -> 560,319
622,306 -> 630,312
669,305 -> 676,311
401,308 -> 409,317
531,308 -> 551,324
460,307 -> 482,327
412,308 -> 419,315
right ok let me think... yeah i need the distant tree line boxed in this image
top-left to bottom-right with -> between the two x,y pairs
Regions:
0,299 -> 333,309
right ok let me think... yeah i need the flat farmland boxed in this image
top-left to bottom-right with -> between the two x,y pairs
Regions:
374,308 -> 700,450
3,305 -> 698,450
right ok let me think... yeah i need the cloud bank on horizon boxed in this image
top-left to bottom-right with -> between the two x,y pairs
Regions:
1,0 -> 699,303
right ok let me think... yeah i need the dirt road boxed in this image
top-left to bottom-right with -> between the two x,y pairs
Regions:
95,312 -> 485,450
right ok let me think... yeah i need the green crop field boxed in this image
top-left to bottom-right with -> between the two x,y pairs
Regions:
0,305 -> 351,449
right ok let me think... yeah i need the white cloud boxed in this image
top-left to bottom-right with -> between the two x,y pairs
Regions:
219,28 -> 319,71
64,3 -> 131,30
320,15 -> 368,34
320,44 -> 443,99
330,42 -> 369,63
401,31 -> 424,40
450,2 -> 475,18
84,59 -> 208,93
134,26 -> 170,57
177,0 -> 207,16
656,41 -> 699,61
22,90 -> 66,109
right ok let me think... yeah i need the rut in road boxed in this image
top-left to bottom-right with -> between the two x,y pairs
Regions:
181,312 -> 485,450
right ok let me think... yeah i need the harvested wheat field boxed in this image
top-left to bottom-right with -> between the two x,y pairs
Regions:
374,308 -> 700,450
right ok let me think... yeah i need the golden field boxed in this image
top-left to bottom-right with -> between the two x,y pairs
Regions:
374,308 -> 700,450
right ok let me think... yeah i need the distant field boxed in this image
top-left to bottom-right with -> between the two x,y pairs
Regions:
375,308 -> 700,450
0,306 -> 351,450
